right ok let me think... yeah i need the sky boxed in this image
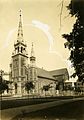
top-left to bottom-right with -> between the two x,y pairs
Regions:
0,0 -> 76,81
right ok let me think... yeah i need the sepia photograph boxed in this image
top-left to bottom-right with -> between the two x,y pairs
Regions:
0,0 -> 84,120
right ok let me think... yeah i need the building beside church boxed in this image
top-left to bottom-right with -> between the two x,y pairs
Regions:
5,11 -> 69,96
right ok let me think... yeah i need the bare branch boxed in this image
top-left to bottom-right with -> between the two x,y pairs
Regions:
59,0 -> 64,30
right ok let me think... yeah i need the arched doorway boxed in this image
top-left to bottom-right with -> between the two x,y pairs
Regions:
15,83 -> 17,94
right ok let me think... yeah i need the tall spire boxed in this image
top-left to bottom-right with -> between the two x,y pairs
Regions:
31,42 -> 34,57
30,42 -> 36,67
17,10 -> 24,42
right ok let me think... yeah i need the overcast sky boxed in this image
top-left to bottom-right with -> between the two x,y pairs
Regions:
0,0 -> 76,80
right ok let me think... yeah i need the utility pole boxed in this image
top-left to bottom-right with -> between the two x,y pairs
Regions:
0,70 -> 4,80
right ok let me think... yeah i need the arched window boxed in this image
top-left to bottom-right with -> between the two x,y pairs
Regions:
18,47 -> 19,52
21,47 -> 23,53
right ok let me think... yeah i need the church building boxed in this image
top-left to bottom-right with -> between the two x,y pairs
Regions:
9,11 -> 69,96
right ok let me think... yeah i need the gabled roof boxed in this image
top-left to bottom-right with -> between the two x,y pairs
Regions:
37,67 -> 69,81
37,67 -> 55,80
49,68 -> 69,76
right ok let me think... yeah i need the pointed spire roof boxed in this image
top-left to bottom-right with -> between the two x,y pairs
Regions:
30,42 -> 36,62
17,10 -> 24,42
31,42 -> 35,57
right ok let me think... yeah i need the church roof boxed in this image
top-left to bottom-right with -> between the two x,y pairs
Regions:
37,68 -> 69,81
37,68 -> 55,80
49,68 -> 69,80
49,68 -> 68,75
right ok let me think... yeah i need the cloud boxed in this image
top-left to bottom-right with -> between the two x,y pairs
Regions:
31,20 -> 67,63
32,20 -> 54,51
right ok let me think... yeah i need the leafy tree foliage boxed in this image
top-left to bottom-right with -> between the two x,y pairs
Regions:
25,81 -> 35,94
56,83 -> 60,90
74,82 -> 82,93
42,85 -> 51,91
62,0 -> 84,82
64,85 -> 74,91
0,76 -> 9,94
75,86 -> 81,93
42,84 -> 51,96
56,82 -> 64,91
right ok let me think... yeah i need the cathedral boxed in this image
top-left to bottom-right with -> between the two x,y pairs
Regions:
8,11 -> 69,96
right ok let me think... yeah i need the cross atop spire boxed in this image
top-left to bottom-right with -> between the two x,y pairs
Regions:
20,9 -> 21,16
17,9 -> 24,42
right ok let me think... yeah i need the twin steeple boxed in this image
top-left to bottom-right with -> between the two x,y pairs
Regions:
17,10 -> 24,43
31,42 -> 34,57
30,42 -> 36,65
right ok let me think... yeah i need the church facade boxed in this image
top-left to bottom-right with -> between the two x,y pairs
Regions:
8,11 -> 69,96
9,11 -> 37,96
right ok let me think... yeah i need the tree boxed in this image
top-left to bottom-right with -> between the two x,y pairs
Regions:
56,83 -> 60,90
0,76 -> 9,95
75,86 -> 81,93
64,85 -> 74,91
62,0 -> 84,83
74,82 -> 82,94
25,81 -> 35,95
42,85 -> 51,96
